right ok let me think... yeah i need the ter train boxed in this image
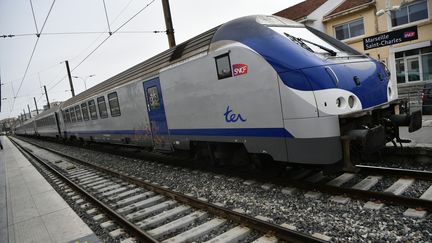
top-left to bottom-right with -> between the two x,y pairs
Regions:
15,15 -> 421,169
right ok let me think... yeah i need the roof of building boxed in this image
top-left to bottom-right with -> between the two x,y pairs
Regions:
325,0 -> 374,18
274,0 -> 328,21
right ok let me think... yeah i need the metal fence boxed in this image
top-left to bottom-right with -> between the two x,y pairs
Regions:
397,82 -> 425,112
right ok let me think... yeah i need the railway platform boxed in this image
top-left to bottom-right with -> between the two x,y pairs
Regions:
0,136 -> 99,243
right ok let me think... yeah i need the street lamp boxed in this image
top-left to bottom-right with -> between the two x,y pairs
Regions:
72,74 -> 95,90
376,0 -> 400,31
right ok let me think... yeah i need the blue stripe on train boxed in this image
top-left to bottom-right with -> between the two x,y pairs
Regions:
66,128 -> 293,138
169,128 -> 293,138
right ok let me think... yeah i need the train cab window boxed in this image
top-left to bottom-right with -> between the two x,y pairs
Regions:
97,96 -> 108,118
81,103 -> 90,121
75,105 -> 83,122
70,107 -> 77,122
146,86 -> 160,110
215,54 -> 232,79
108,92 -> 121,117
88,100 -> 98,120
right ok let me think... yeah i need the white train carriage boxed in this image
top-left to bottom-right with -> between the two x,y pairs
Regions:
19,15 -> 420,167
34,105 -> 62,139
15,119 -> 36,136
60,81 -> 152,146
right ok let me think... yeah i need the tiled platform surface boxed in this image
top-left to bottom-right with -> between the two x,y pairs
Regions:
0,136 -> 99,243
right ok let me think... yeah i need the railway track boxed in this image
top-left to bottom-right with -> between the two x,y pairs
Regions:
274,165 -> 432,219
10,136 -> 325,243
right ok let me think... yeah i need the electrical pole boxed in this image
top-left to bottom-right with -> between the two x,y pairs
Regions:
161,0 -> 176,48
33,97 -> 39,115
27,104 -> 32,118
23,109 -> 26,120
44,85 -> 50,109
65,60 -> 75,97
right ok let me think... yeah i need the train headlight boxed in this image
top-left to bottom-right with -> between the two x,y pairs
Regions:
336,98 -> 341,107
348,95 -> 355,108
336,97 -> 346,108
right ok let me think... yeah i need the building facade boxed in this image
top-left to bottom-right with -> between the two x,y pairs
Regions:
323,0 -> 431,100
277,0 -> 432,104
274,0 -> 344,31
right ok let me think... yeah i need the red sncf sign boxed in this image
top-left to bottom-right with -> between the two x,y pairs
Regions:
232,64 -> 248,76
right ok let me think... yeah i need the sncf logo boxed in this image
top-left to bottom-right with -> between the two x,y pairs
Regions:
232,64 -> 248,76
404,31 -> 416,38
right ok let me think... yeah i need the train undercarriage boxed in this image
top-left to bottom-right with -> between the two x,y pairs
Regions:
339,99 -> 422,171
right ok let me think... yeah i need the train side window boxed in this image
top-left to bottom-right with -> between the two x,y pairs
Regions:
146,86 -> 160,110
215,54 -> 232,79
88,100 -> 98,120
65,109 -> 71,123
97,96 -> 108,118
108,92 -> 121,117
70,107 -> 77,122
81,103 -> 90,121
75,105 -> 83,122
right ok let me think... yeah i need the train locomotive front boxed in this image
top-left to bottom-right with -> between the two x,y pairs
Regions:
207,15 -> 421,168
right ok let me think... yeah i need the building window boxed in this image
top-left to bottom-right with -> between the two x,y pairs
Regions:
108,92 -> 121,117
88,100 -> 98,120
215,54 -> 232,79
334,18 -> 364,40
97,96 -> 108,118
391,0 -> 428,27
395,46 -> 432,84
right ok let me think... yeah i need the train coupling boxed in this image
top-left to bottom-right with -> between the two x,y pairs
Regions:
390,110 -> 422,133
344,125 -> 386,152
341,125 -> 385,172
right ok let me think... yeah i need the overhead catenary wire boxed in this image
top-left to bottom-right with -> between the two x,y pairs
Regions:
10,0 -> 56,113
2,0 -> 139,97
45,0 -> 138,91
29,0 -> 40,34
1,30 -> 165,38
48,0 -> 157,91
102,0 -> 112,35
71,0 -> 157,73
2,0 -> 156,111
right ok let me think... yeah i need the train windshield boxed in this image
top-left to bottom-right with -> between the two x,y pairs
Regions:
271,26 -> 364,59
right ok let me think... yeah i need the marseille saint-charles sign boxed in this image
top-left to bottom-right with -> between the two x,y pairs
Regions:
363,25 -> 418,50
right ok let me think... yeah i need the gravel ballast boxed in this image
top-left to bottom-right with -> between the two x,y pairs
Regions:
18,137 -> 432,242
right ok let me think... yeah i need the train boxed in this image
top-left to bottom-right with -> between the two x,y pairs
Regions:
15,15 -> 422,170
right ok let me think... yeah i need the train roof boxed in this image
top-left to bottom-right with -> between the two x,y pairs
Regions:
63,25 -> 220,107
34,104 -> 62,119
62,15 -> 303,107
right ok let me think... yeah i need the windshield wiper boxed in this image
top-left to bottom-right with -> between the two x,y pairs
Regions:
284,32 -> 337,56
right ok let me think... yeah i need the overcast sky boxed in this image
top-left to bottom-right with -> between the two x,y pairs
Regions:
0,0 -> 302,120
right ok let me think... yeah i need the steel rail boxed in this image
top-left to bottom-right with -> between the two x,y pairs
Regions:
9,137 -> 159,243
356,165 -> 432,181
277,177 -> 432,210
11,136 -> 324,243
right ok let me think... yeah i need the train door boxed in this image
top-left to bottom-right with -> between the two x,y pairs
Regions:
54,113 -> 62,139
143,77 -> 172,151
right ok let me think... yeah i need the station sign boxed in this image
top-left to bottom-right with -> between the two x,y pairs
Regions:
363,26 -> 418,50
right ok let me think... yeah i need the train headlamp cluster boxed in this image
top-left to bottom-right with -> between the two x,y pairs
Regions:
336,95 -> 356,109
